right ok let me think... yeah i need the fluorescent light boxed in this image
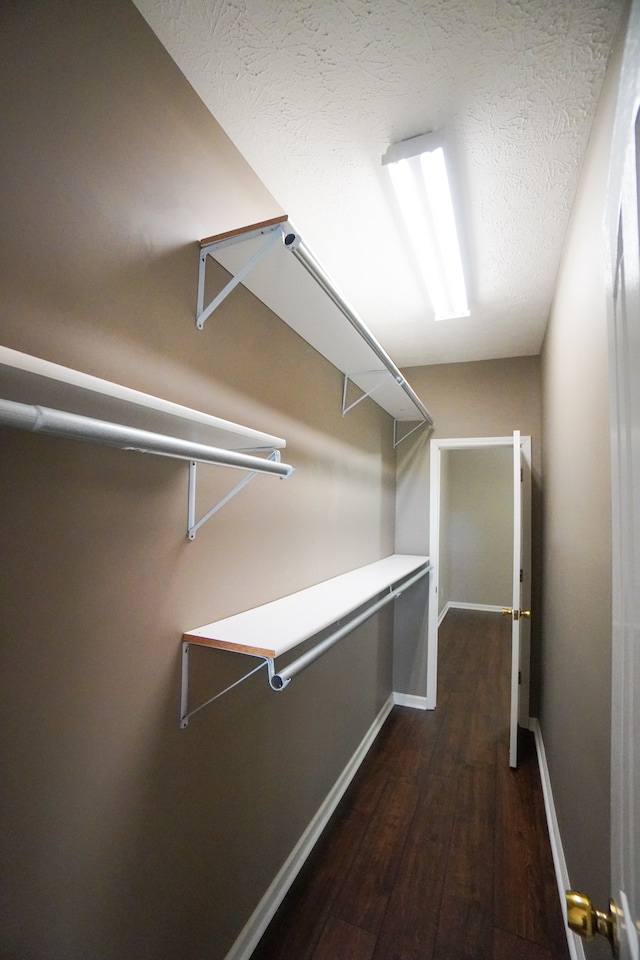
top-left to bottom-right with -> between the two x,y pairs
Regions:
383,133 -> 469,321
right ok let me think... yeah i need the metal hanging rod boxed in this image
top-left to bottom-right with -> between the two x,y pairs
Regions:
282,227 -> 434,428
268,563 -> 432,690
0,398 -> 295,477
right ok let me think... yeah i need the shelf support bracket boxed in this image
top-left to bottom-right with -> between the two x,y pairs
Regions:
342,372 -> 429,447
196,223 -> 284,330
180,643 -> 272,728
394,419 -> 428,447
341,371 -> 392,416
188,449 -> 282,540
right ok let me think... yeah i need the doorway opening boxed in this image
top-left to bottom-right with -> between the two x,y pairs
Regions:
427,434 -> 532,766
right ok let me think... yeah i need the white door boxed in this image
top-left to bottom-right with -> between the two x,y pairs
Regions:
605,1 -> 640,953
508,431 -> 532,768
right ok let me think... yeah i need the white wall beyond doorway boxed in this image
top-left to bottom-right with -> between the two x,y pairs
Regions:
438,445 -> 513,615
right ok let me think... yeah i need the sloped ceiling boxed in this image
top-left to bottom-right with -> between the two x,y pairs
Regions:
133,0 -> 625,367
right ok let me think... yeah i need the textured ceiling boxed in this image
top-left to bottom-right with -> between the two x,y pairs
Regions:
133,0 -> 625,367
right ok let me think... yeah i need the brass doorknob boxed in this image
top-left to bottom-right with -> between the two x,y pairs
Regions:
501,608 -> 531,620
566,891 -> 619,957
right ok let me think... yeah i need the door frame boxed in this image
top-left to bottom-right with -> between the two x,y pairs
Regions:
427,435 -> 532,728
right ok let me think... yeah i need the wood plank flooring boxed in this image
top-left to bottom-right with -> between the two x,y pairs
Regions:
250,609 -> 570,960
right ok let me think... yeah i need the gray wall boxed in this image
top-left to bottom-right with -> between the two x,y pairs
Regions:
440,446 -> 513,612
439,447 -> 452,614
539,14 -> 627,937
0,4 -> 396,958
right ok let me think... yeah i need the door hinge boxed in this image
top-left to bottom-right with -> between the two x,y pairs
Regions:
518,671 -> 521,685
520,568 -> 523,582
521,467 -> 523,481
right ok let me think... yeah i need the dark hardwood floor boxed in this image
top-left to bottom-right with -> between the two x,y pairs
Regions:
250,609 -> 570,960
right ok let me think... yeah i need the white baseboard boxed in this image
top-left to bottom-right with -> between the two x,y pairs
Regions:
438,601 -> 504,626
224,694 -> 395,960
530,718 -> 585,960
393,692 -> 428,710
438,601 -> 451,625
448,601 -> 505,613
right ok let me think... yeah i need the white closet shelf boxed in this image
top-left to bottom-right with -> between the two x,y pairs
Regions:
180,554 -> 430,725
184,554 -> 429,659
0,345 -> 285,452
0,346 -> 293,539
197,219 -> 434,439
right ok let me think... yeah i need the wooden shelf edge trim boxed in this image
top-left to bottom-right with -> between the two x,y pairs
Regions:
200,215 -> 288,248
182,634 -> 276,659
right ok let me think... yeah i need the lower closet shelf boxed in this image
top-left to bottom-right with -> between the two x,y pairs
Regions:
180,554 -> 430,726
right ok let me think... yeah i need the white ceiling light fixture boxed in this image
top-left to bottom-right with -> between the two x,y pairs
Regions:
383,132 -> 469,321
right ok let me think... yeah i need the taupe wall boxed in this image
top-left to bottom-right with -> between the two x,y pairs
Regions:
395,357 -> 542,704
539,15 -> 626,926
0,5 -> 396,958
441,447 -> 513,612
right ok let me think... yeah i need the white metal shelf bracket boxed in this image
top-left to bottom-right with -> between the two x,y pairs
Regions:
394,419 -> 429,447
342,371 -> 392,416
341,372 -> 428,446
180,643 -> 272,728
187,448 -> 282,540
196,222 -> 285,330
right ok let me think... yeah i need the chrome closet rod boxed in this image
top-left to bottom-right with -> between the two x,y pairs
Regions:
269,563 -> 432,690
282,227 -> 435,428
0,398 -> 294,477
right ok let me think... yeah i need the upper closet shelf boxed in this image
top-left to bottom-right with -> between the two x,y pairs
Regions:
0,345 -> 285,451
0,346 -> 293,538
197,218 -> 434,442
